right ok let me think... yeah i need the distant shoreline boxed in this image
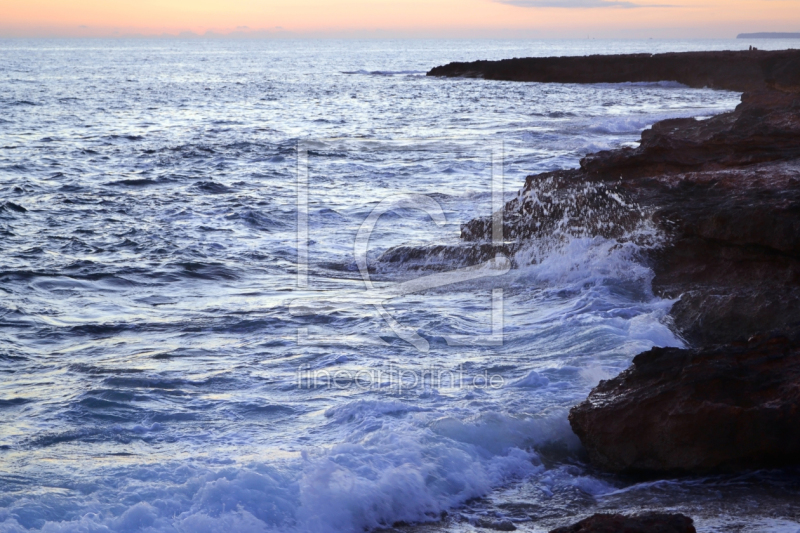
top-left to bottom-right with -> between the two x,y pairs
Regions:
737,32 -> 800,39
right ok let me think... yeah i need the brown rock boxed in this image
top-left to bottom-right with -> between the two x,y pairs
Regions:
578,89 -> 800,179
549,513 -> 696,533
568,336 -> 800,473
421,51 -> 800,475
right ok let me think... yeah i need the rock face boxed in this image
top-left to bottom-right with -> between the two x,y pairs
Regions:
569,335 -> 800,473
549,513 -> 696,533
383,88 -> 800,345
581,89 -> 800,345
428,50 -> 800,93
461,88 -> 800,346
579,89 -> 800,178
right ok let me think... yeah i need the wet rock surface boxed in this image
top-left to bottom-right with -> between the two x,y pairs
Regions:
569,335 -> 800,473
548,513 -> 696,533
376,242 -> 523,271
428,50 -> 800,93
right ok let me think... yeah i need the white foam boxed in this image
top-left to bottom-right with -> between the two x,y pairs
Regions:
20,405 -> 585,533
695,517 -> 800,533
578,363 -> 615,386
513,237 -> 655,290
592,80 -> 691,89
585,108 -> 721,134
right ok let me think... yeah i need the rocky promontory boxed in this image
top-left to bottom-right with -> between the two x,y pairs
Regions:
424,50 -> 800,474
428,49 -> 800,93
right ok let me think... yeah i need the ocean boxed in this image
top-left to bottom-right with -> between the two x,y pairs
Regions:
1,38 -> 799,532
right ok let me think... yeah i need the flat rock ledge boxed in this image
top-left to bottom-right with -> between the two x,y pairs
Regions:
428,49 -> 800,93
549,513 -> 696,533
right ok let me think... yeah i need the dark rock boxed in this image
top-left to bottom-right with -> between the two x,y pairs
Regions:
462,88 -> 800,345
569,335 -> 800,473
460,171 -> 649,245
649,233 -> 800,346
428,50 -> 800,93
376,242 -> 521,271
549,513 -> 696,533
1,202 -> 27,213
578,90 -> 800,179
606,90 -> 800,344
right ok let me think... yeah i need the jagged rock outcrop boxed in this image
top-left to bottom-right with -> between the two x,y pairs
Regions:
549,513 -> 696,533
428,50 -> 800,93
582,89 -> 800,344
461,88 -> 800,345
569,335 -> 800,473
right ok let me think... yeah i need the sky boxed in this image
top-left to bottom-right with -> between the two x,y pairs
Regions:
1,0 -> 799,39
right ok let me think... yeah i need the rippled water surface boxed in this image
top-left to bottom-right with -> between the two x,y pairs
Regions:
1,38 -> 799,532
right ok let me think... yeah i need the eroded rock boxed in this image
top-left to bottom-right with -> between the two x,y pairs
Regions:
461,88 -> 800,345
425,51 -> 800,477
569,335 -> 800,473
549,513 -> 696,533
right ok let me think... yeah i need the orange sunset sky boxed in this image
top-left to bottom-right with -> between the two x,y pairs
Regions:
1,0 -> 799,38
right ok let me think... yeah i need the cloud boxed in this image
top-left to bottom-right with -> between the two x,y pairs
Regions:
495,0 -> 671,7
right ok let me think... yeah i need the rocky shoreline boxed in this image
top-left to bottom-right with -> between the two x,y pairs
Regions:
424,50 -> 800,493
427,50 -> 800,92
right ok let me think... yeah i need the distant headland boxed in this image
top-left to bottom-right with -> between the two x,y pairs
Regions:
427,49 -> 800,93
737,32 -> 800,39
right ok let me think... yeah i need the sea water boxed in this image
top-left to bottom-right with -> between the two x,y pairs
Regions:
1,38 -> 799,532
